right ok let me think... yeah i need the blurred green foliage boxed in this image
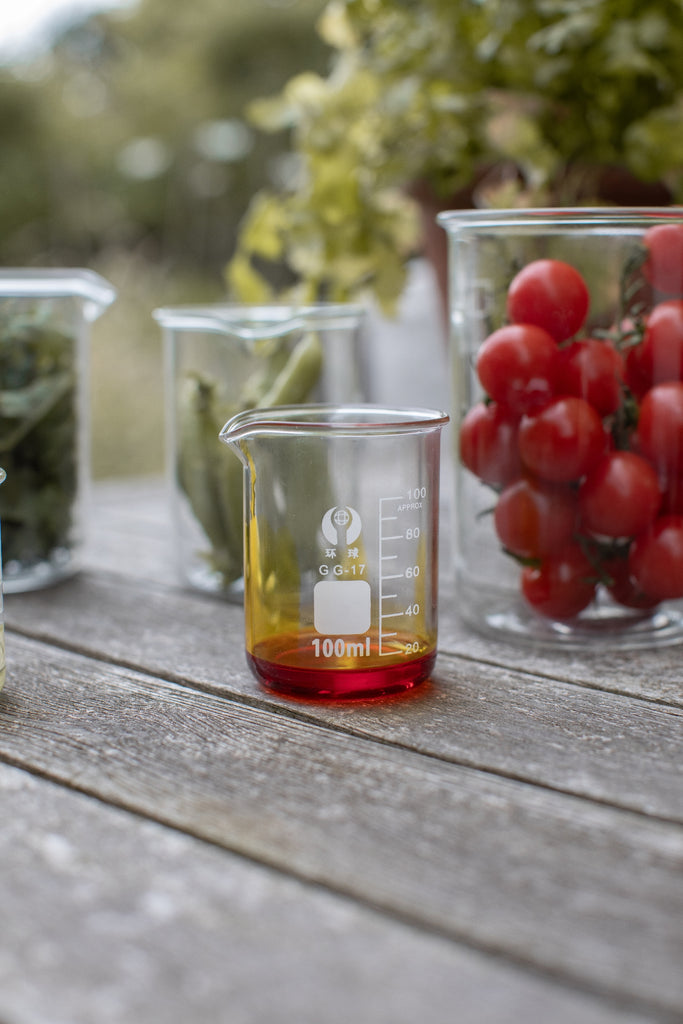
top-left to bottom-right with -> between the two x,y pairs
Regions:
0,0 -> 328,273
229,0 -> 683,313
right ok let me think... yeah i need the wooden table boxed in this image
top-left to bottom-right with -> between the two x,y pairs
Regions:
1,477 -> 682,1024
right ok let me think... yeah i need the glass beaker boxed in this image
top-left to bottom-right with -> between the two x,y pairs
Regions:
0,269 -> 116,592
156,303 -> 369,600
438,207 -> 683,650
219,404 -> 448,700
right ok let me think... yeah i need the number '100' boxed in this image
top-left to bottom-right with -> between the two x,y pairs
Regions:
312,637 -> 371,658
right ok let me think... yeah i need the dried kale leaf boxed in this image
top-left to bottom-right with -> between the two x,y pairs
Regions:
0,314 -> 78,569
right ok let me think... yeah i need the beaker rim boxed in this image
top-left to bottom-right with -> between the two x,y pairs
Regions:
220,403 -> 449,443
437,206 -> 683,233
0,268 -> 116,317
153,302 -> 365,338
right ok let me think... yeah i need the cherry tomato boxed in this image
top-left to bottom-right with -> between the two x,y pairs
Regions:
459,401 -> 522,486
476,324 -> 558,414
506,259 -> 590,342
643,223 -> 683,296
638,301 -> 683,385
518,397 -> 607,483
494,477 -> 578,559
578,451 -> 661,538
556,337 -> 624,415
628,515 -> 683,601
635,382 -> 683,477
602,555 -> 660,610
521,543 -> 597,619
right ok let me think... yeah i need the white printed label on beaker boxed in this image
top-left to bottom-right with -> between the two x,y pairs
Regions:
314,579 -> 371,635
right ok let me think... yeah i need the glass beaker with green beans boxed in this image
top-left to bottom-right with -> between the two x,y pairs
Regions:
155,304 -> 368,600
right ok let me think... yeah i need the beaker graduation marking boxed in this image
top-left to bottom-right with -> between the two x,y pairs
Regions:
378,493 -> 423,656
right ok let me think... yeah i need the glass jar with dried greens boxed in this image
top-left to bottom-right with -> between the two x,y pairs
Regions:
0,270 -> 116,592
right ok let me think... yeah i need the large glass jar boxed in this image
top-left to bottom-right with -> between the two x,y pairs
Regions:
438,208 -> 683,650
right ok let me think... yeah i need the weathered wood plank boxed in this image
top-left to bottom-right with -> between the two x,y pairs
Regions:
85,475 -> 176,586
84,477 -> 683,704
6,573 -> 683,822
83,477 -> 683,706
5,765 -> 653,1024
1,635 -> 682,1015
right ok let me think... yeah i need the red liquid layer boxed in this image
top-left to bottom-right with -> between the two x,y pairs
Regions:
247,633 -> 435,700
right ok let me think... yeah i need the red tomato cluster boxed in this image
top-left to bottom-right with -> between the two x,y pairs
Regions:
460,232 -> 683,621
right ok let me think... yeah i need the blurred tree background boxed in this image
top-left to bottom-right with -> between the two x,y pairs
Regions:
0,0 -> 328,476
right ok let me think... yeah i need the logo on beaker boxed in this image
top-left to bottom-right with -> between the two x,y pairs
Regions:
321,505 -> 362,548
